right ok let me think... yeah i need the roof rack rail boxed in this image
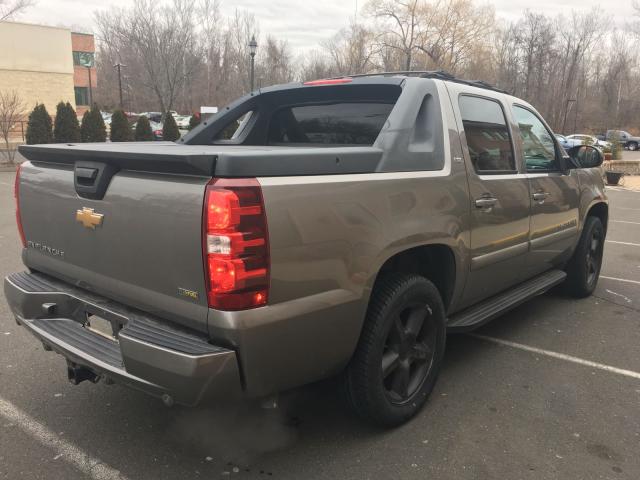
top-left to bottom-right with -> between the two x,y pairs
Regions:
419,70 -> 510,94
328,70 -> 510,95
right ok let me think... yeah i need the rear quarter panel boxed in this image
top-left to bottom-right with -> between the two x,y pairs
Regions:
208,140 -> 472,396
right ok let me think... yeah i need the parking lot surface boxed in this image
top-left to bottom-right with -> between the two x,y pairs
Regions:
0,170 -> 639,480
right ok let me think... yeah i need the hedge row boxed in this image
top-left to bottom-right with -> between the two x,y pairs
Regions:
25,103 -> 184,144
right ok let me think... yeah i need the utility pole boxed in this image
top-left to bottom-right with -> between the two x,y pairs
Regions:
114,63 -> 126,109
562,98 -> 576,134
86,65 -> 93,106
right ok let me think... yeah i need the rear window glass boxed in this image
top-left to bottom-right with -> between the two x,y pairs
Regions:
459,95 -> 516,173
267,102 -> 393,146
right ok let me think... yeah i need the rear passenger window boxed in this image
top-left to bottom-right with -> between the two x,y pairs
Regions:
459,95 -> 515,174
267,103 -> 393,146
512,106 -> 558,171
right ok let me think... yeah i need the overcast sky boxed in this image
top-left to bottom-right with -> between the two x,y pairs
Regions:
17,0 -> 636,51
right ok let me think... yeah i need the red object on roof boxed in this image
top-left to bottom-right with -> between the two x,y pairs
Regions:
303,78 -> 353,86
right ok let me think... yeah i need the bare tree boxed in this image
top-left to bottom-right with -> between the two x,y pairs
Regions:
0,90 -> 25,164
96,0 -> 201,113
257,36 -> 294,87
323,21 -> 378,75
366,0 -> 423,70
416,0 -> 495,73
365,0 -> 494,73
0,0 -> 33,21
91,0 -> 640,135
298,50 -> 337,81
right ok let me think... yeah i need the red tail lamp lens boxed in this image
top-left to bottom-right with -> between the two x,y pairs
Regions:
14,164 -> 26,247
203,178 -> 269,310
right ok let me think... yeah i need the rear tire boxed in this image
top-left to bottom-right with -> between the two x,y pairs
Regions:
564,216 -> 604,298
344,273 -> 446,427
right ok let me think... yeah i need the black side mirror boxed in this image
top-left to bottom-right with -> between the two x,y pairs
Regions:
567,145 -> 604,169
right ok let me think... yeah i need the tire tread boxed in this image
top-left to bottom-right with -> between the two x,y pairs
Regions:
345,273 -> 445,426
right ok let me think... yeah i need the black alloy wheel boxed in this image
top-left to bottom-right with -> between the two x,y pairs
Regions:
565,216 -> 605,298
382,301 -> 438,404
345,273 -> 446,426
585,224 -> 604,289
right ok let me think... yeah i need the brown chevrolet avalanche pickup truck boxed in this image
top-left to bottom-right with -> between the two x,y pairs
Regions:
5,72 -> 608,426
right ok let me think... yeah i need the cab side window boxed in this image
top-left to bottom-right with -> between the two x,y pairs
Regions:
512,106 -> 559,171
459,95 -> 516,174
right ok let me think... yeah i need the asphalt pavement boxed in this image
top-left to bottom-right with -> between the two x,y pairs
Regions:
0,169 -> 639,480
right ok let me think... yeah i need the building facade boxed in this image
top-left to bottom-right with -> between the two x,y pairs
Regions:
0,21 -> 96,118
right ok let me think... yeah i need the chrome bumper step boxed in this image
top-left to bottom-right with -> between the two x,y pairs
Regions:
4,271 -> 243,406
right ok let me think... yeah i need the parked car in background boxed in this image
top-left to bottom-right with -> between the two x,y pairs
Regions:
175,115 -> 192,130
606,129 -> 640,151
150,121 -> 163,140
565,134 -> 611,151
138,112 -> 163,124
555,134 -> 570,150
100,112 -> 112,126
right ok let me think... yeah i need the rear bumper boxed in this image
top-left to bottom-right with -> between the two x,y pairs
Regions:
3,271 -> 243,406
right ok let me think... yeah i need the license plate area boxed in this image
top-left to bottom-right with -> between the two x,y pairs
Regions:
83,311 -> 122,343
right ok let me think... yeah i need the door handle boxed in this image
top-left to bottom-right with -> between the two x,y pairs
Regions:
532,191 -> 551,203
475,197 -> 498,209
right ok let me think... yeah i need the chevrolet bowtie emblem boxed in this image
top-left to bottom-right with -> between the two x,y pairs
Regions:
76,207 -> 104,229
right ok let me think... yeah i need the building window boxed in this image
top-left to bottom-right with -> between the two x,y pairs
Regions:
75,87 -> 89,106
73,51 -> 94,67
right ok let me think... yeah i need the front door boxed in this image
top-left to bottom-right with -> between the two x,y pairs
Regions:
510,105 -> 580,277
449,90 -> 531,308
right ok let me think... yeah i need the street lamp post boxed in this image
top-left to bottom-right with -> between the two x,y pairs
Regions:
249,35 -> 258,91
114,63 -> 126,109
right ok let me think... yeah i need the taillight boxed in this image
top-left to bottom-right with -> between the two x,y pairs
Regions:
203,178 -> 269,310
14,164 -> 26,247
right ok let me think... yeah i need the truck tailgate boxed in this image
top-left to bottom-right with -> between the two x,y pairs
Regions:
17,160 -> 211,333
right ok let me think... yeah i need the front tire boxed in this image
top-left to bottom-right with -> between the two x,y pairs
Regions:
344,274 -> 446,427
628,142 -> 637,151
564,216 -> 605,297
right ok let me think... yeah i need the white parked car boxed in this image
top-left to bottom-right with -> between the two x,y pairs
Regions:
100,112 -> 112,126
175,115 -> 192,130
565,134 -> 611,150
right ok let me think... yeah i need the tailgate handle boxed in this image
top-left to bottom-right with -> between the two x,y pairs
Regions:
75,167 -> 99,185
74,161 -> 119,200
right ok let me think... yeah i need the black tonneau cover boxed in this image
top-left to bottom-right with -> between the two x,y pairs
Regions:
19,142 -> 383,177
19,142 -> 217,176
